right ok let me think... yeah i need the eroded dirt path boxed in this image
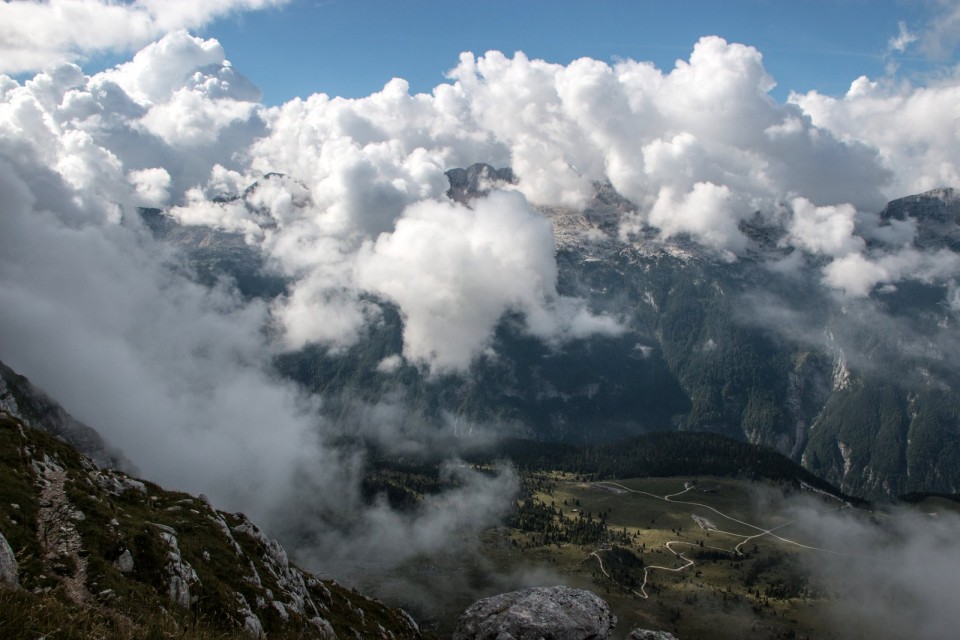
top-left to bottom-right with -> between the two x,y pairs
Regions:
35,456 -> 89,605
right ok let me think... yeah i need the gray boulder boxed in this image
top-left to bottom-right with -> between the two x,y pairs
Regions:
0,531 -> 17,587
453,585 -> 616,640
113,549 -> 134,573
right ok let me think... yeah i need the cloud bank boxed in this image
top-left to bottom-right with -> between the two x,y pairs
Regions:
0,30 -> 520,584
779,495 -> 960,640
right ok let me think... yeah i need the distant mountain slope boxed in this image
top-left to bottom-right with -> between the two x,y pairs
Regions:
0,359 -> 131,472
139,168 -> 960,500
466,431 -> 856,499
140,206 -> 286,300
0,412 -> 424,639
879,187 -> 960,251
546,183 -> 960,500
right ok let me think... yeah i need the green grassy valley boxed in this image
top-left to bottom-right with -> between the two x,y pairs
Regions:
491,473 -> 843,639
356,435 -> 960,639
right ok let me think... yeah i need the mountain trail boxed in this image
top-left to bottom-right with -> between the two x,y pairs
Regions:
35,457 -> 89,605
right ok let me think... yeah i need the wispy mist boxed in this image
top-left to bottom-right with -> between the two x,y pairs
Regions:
776,495 -> 960,640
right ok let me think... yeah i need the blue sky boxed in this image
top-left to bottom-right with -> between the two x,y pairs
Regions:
192,0 -> 945,105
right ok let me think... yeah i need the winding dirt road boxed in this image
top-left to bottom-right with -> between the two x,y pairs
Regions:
586,480 -> 859,599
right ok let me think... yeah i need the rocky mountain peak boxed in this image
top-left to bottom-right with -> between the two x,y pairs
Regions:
445,163 -> 516,203
878,187 -> 960,250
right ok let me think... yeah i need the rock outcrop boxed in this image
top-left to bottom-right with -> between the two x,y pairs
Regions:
453,585 -> 616,640
445,163 -> 516,203
0,531 -> 17,587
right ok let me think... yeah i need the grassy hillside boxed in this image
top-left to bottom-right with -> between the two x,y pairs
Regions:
0,414 -> 425,639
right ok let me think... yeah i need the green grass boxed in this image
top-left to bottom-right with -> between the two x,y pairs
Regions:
0,586 -> 263,640
502,472 -> 847,640
912,495 -> 960,515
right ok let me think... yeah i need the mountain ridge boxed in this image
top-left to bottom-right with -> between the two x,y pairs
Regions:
0,380 -> 425,639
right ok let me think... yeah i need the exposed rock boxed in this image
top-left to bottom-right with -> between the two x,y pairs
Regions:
139,206 -> 287,299
878,187 -> 960,251
236,592 -> 265,637
93,470 -> 147,496
627,630 -> 680,640
272,600 -> 290,621
232,515 -> 324,620
0,376 -> 19,416
0,531 -> 18,587
155,524 -> 200,607
209,512 -> 244,556
831,350 -> 851,391
113,549 -> 134,573
453,585 -> 616,640
306,575 -> 333,605
446,163 -> 516,203
310,616 -> 337,639
398,608 -> 420,635
0,412 -> 423,638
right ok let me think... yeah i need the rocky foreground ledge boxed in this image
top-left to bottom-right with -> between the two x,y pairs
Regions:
453,585 -> 677,640
0,411 -> 422,639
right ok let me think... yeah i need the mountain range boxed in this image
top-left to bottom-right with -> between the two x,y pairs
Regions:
143,165 -> 960,501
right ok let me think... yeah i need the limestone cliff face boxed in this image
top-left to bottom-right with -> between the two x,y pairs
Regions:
878,187 -> 960,252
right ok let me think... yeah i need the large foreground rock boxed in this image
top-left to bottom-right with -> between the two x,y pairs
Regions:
453,585 -> 616,640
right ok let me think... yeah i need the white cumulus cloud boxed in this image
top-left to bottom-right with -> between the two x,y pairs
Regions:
0,0 -> 290,74
787,198 -> 864,258
791,76 -> 960,197
354,190 -> 622,373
